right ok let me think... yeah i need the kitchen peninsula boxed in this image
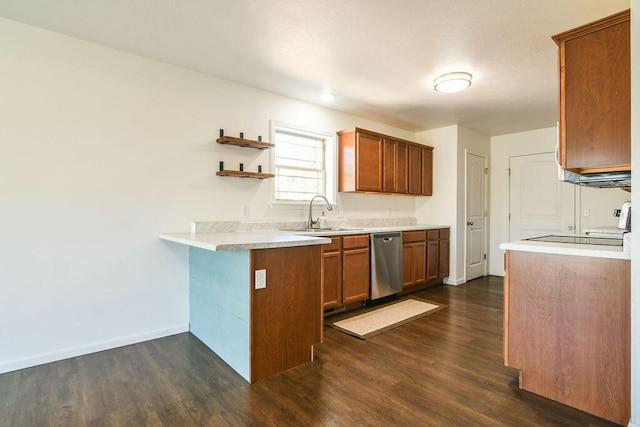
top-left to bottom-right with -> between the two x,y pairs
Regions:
161,219 -> 450,382
500,237 -> 630,425
160,229 -> 330,383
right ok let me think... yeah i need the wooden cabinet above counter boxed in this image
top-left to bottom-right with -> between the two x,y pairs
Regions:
337,128 -> 433,196
552,9 -> 630,174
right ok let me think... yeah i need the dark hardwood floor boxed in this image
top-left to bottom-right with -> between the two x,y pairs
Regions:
0,276 -> 621,426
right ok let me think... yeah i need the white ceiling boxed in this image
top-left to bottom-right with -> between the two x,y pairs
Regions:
0,0 -> 630,136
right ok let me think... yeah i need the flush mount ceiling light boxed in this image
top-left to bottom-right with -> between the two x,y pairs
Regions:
434,72 -> 472,93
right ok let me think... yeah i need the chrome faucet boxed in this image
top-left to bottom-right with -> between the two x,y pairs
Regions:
307,195 -> 333,229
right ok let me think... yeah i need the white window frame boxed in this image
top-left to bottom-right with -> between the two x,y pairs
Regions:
269,120 -> 337,207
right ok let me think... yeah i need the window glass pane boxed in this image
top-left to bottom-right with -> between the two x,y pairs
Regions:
274,128 -> 326,202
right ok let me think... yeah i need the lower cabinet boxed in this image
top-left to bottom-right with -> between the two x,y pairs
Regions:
402,230 -> 427,287
322,234 -> 370,309
323,229 -> 449,309
403,228 -> 450,288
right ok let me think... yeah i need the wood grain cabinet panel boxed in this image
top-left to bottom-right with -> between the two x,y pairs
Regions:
383,139 -> 409,193
438,232 -> 450,279
383,138 -> 397,192
322,237 -> 342,309
251,245 -> 322,382
408,145 -> 422,195
552,9 -> 630,173
402,243 -> 414,287
402,230 -> 427,287
504,250 -> 630,425
355,132 -> 383,191
426,239 -> 439,281
396,142 -> 409,193
342,247 -> 370,303
421,148 -> 433,196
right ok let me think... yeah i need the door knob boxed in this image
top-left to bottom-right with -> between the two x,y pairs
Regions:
467,221 -> 474,226
567,225 -> 573,230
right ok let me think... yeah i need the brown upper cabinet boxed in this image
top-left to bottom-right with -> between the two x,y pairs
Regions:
338,128 -> 433,196
552,9 -> 630,174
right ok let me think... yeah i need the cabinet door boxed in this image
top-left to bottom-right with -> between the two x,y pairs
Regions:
402,243 -> 415,287
408,145 -> 422,195
251,245 -> 322,382
323,251 -> 342,308
356,132 -> 383,192
556,11 -> 630,173
438,238 -> 450,278
383,139 -> 409,194
382,139 -> 397,192
426,239 -> 439,281
396,142 -> 409,194
421,148 -> 433,196
343,248 -> 370,303
414,241 -> 427,285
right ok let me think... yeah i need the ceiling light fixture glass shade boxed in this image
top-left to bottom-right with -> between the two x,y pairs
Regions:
434,72 -> 472,93
320,92 -> 335,102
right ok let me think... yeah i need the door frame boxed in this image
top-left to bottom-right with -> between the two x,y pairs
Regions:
464,150 -> 488,281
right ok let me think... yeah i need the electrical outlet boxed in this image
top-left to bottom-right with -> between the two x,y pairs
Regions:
614,209 -> 622,217
255,269 -> 266,289
241,205 -> 249,218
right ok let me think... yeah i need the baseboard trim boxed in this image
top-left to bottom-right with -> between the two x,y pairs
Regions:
0,324 -> 189,375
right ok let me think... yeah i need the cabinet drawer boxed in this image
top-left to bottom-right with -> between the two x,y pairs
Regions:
343,234 -> 369,249
427,230 -> 439,240
403,230 -> 427,243
323,237 -> 342,252
439,229 -> 450,239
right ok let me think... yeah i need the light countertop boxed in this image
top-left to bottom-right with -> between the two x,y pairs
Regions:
160,221 -> 450,251
500,234 -> 630,260
159,230 -> 332,251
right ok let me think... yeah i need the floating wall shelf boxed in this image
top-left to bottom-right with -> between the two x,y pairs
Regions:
217,136 -> 274,150
216,170 -> 275,179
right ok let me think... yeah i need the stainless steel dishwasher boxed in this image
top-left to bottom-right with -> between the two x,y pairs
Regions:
369,232 -> 403,300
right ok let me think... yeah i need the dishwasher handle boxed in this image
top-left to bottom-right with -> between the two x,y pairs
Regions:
370,232 -> 402,241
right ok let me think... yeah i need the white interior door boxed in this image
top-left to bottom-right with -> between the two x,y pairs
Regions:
509,152 -> 576,240
466,152 -> 486,281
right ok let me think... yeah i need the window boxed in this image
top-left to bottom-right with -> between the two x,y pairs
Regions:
271,123 -> 335,204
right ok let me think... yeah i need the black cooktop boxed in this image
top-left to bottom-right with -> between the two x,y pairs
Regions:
525,235 -> 623,246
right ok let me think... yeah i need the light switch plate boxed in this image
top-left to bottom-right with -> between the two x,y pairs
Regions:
255,269 -> 266,289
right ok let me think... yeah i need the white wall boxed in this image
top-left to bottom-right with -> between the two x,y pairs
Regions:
415,125 -> 490,284
415,126 -> 460,283
0,18 -> 420,373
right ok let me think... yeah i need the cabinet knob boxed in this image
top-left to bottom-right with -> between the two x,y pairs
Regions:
467,221 -> 474,226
